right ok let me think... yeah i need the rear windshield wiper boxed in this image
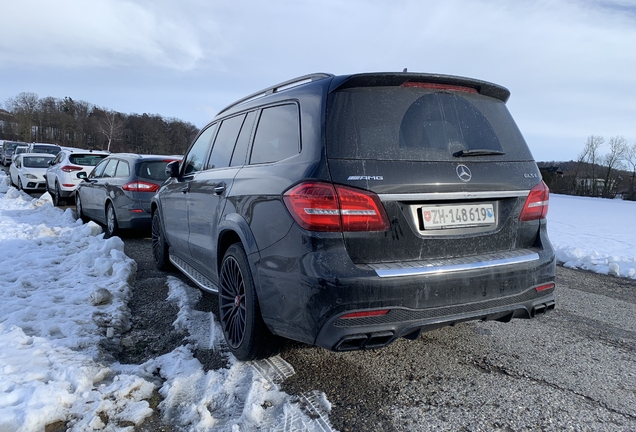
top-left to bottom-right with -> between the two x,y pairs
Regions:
453,149 -> 506,157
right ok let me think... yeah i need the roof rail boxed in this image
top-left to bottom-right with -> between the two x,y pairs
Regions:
216,73 -> 334,116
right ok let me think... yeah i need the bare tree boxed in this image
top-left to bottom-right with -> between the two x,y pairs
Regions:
601,136 -> 628,198
624,142 -> 636,200
581,135 -> 604,196
99,110 -> 124,151
5,92 -> 39,142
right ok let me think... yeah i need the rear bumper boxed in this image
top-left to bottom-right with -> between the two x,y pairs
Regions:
255,223 -> 556,350
315,288 -> 554,351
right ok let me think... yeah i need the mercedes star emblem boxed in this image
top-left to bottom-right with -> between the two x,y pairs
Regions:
456,164 -> 472,182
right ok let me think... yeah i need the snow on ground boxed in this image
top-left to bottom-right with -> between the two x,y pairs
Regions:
1,168 -> 634,432
548,194 -> 636,279
0,171 -> 333,432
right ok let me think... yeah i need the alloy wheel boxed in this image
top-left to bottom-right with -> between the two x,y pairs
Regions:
219,256 -> 247,348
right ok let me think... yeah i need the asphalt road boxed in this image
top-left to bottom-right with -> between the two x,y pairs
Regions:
4,171 -> 634,431
121,234 -> 636,432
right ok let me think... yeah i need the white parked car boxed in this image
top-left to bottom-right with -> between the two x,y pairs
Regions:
45,149 -> 110,206
10,153 -> 56,192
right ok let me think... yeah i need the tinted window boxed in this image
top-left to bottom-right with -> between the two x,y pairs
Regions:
23,156 -> 53,168
231,111 -> 257,167
184,124 -> 217,174
137,160 -> 174,181
326,87 -> 533,161
69,154 -> 108,166
250,104 -> 300,164
90,159 -> 109,178
52,153 -> 63,165
101,159 -> 119,178
115,160 -> 130,177
207,114 -> 245,170
32,145 -> 61,155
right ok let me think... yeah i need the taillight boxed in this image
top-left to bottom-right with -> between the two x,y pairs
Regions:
122,181 -> 160,192
519,181 -> 549,221
401,81 -> 478,94
283,182 -> 390,232
61,165 -> 83,173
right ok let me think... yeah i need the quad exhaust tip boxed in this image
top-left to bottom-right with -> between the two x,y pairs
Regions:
531,301 -> 555,317
334,331 -> 394,351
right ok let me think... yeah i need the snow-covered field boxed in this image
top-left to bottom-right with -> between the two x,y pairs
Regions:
1,168 -> 634,431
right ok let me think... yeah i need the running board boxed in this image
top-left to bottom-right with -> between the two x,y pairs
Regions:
170,255 -> 218,293
368,249 -> 540,278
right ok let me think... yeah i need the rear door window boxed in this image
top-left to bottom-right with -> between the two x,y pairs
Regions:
250,104 -> 300,164
115,160 -> 130,177
207,114 -> 246,170
230,111 -> 257,167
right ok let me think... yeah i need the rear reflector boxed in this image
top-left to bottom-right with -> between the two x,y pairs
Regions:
341,310 -> 390,319
519,181 -> 549,221
536,283 -> 555,292
283,182 -> 390,232
401,82 -> 478,94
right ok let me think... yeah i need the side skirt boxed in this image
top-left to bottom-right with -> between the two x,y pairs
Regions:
170,255 -> 218,293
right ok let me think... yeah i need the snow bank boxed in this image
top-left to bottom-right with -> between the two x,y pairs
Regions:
549,194 -> 636,279
0,174 -> 154,431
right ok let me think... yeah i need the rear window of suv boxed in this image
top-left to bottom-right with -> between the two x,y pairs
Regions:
69,154 -> 108,166
326,87 -> 533,161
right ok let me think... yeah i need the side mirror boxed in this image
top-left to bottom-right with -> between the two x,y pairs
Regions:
48,160 -> 54,166
165,160 -> 180,178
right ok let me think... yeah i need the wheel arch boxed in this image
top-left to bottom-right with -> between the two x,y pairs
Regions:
216,213 -> 260,278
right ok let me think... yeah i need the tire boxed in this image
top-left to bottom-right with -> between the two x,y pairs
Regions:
75,193 -> 89,223
219,243 -> 282,361
17,177 -> 23,190
105,203 -> 119,238
151,210 -> 171,271
53,183 -> 64,207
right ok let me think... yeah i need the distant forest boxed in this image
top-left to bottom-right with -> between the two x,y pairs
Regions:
0,92 -> 199,155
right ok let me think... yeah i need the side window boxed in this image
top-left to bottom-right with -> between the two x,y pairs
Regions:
52,153 -> 63,165
207,114 -> 246,170
115,160 -> 130,177
102,160 -> 119,178
250,104 -> 300,164
230,111 -> 257,167
184,124 -> 218,175
90,159 -> 109,178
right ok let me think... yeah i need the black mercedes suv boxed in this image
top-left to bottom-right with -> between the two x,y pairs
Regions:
151,72 -> 556,360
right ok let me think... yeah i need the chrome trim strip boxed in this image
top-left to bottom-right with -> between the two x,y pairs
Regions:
369,252 -> 540,278
378,190 -> 529,202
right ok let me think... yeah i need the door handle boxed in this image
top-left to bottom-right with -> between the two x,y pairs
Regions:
213,183 -> 226,195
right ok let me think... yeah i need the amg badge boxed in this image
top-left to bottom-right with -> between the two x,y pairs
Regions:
347,175 -> 384,181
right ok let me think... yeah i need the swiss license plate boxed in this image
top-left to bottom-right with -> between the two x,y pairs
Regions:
420,204 -> 495,230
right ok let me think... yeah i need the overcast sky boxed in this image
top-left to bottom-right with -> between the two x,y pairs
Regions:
1,0 -> 635,162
